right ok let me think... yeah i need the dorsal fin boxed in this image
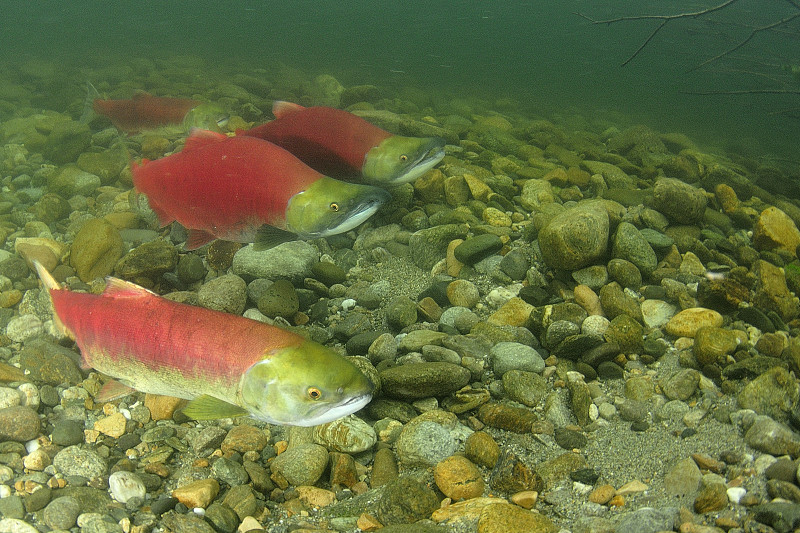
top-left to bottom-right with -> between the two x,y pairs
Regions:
183,128 -> 228,151
272,100 -> 305,119
102,277 -> 157,299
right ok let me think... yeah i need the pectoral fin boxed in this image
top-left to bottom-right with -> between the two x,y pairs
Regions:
182,394 -> 249,420
254,225 -> 297,251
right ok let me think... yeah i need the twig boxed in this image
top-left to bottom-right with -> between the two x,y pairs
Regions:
691,11 -> 800,70
680,88 -> 800,95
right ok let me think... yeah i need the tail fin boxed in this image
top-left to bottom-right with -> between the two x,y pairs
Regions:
79,81 -> 101,125
33,260 -> 71,340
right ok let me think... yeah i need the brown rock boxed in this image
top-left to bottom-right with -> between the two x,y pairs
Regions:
753,259 -> 799,321
753,206 -> 800,255
665,307 -> 723,338
574,284 -> 603,316
477,503 -> 558,533
69,218 -> 124,283
145,394 -> 186,421
221,425 -> 269,455
465,431 -> 501,468
694,482 -> 728,513
172,478 -> 220,509
329,452 -> 359,488
370,447 -> 398,488
487,297 -> 534,327
295,485 -> 336,508
589,484 -> 615,504
478,403 -> 536,433
693,327 -> 745,366
432,497 -> 507,523
0,406 -> 41,442
93,412 -> 127,438
715,183 -> 739,214
434,455 -> 485,500
510,490 -> 538,509
489,451 -> 543,494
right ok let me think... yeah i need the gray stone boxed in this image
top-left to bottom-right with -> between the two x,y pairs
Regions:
197,274 -> 247,315
232,240 -> 319,283
108,471 -> 146,504
395,420 -> 457,467
380,362 -> 470,400
612,222 -> 657,276
490,341 -> 545,376
408,224 -> 469,270
269,443 -> 328,487
53,446 -> 107,479
651,177 -> 707,224
745,416 -> 800,456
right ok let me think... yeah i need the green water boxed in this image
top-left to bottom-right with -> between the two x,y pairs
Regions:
3,0 -> 799,162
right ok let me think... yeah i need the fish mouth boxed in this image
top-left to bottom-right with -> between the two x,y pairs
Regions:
394,137 -> 446,184
300,392 -> 373,426
301,187 -> 392,239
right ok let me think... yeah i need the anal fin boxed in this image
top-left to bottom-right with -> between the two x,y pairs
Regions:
186,229 -> 217,250
182,394 -> 248,420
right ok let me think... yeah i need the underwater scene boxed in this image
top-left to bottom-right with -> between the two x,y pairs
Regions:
1,1 -> 800,532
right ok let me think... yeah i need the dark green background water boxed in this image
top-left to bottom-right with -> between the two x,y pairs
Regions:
4,0 -> 799,161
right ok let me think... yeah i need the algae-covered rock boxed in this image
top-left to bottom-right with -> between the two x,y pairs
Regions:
76,146 -> 129,185
114,239 -> 178,282
651,177 -> 707,224
738,366 -> 799,421
538,201 -> 609,270
48,166 -> 102,197
69,218 -> 124,283
612,222 -> 657,276
43,121 -> 91,165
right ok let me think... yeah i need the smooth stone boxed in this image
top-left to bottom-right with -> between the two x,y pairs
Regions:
665,307 -> 723,338
385,295 -> 418,330
395,420 -> 457,467
380,362 -> 470,400
502,370 -> 547,407
197,274 -> 246,315
738,366 -> 800,421
114,239 -> 178,281
53,446 -> 107,478
607,258 -> 642,290
538,201 -> 609,270
108,471 -> 146,504
664,456 -> 702,497
661,369 -> 701,401
641,299 -> 676,328
753,206 -> 800,254
477,502 -> 558,533
312,415 -> 377,453
269,443 -> 329,487
68,218 -> 124,283
489,450 -> 543,493
745,416 -> 800,456
434,455 -> 484,500
453,234 -> 503,265
464,431 -> 501,468
612,222 -> 657,276
0,406 -> 41,442
256,279 -> 299,319
408,223 -> 469,271
42,496 -> 81,530
693,326 -> 745,366
171,478 -> 220,509
651,177 -> 707,223
232,240 -> 319,283
490,342 -> 545,376
447,279 -> 480,308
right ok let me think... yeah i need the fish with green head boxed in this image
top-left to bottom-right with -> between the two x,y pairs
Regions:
132,129 -> 391,250
34,261 -> 373,426
239,101 -> 446,185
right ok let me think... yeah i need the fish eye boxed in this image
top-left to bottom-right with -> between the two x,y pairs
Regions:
329,202 -> 339,212
399,154 -> 409,162
307,387 -> 322,400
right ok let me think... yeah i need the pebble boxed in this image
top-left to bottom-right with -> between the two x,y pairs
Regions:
231,240 -> 318,282
434,455 -> 484,500
375,476 -> 439,526
651,177 -> 707,223
490,342 -> 545,376
744,416 -> 800,456
269,443 -> 329,487
312,415 -> 377,453
108,471 -> 146,503
753,206 -> 800,254
477,502 -> 558,533
489,450 -> 543,493
172,478 -> 220,509
52,446 -> 107,479
0,406 -> 41,442
453,234 -> 503,265
256,279 -> 299,319
665,307 -> 723,338
380,362 -> 470,399
42,496 -> 81,530
447,279 -> 480,308
385,295 -> 417,330
641,299 -> 677,328
394,420 -> 457,466
197,274 -> 247,315
612,221 -> 657,276
538,201 -> 609,270
465,431 -> 501,468
94,412 -> 127,438
478,402 -> 536,433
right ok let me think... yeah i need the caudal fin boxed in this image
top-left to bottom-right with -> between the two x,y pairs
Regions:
32,260 -> 72,340
79,81 -> 101,124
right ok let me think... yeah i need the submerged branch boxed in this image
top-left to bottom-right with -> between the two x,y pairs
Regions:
680,88 -> 800,95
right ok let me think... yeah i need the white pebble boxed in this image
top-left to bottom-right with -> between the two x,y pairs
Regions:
727,486 -> 747,504
0,387 -> 21,409
17,383 -> 39,409
193,508 -> 205,516
341,298 -> 356,311
5,314 -> 43,343
108,471 -> 146,503
24,439 -> 40,454
0,518 -> 39,533
0,485 -> 11,498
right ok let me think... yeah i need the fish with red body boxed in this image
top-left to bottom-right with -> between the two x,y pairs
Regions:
34,261 -> 373,426
131,129 -> 390,250
239,101 -> 446,185
91,92 -> 202,133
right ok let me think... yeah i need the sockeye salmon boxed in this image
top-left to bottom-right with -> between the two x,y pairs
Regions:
131,129 -> 391,250
34,261 -> 373,426
239,101 -> 446,185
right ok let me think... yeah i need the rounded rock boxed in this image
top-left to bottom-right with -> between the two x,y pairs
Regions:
42,496 -> 81,530
269,443 -> 329,487
395,420 -> 457,467
447,279 -> 480,308
197,274 -> 247,315
490,342 -> 545,376
0,405 -> 41,442
665,307 -> 723,338
380,362 -> 470,400
53,445 -> 107,478
434,455 -> 484,500
257,279 -> 299,319
108,471 -> 147,504
538,201 -> 609,270
312,415 -> 377,453
453,234 -> 503,265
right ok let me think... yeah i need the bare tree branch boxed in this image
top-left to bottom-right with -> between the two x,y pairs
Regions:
691,11 -> 800,70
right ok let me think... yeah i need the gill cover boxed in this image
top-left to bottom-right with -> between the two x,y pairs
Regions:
239,341 -> 373,426
362,135 -> 446,185
285,176 -> 390,239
